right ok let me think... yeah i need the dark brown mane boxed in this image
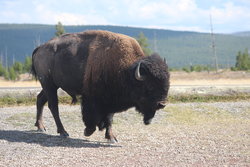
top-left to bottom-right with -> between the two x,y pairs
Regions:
83,31 -> 144,95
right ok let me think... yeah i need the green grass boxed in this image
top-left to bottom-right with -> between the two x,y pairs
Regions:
0,96 -> 36,107
168,93 -> 250,103
0,96 -> 78,107
164,105 -> 250,125
0,93 -> 250,107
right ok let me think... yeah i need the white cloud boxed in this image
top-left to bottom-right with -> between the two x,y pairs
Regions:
0,0 -> 250,32
238,0 -> 250,5
33,2 -> 108,25
210,2 -> 250,24
127,0 -> 250,32
126,0 -> 203,24
54,13 -> 108,25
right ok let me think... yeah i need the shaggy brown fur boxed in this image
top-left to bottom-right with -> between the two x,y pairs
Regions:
83,30 -> 144,95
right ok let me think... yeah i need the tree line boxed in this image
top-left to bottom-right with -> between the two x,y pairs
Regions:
0,56 -> 32,80
232,49 -> 250,71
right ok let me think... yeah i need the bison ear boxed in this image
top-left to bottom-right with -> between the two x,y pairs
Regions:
135,61 -> 146,81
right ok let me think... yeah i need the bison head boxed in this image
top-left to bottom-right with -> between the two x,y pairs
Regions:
132,53 -> 170,125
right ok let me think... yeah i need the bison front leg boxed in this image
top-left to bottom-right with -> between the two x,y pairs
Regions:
81,101 -> 117,142
97,113 -> 117,142
105,125 -> 117,143
81,100 -> 100,137
103,114 -> 117,143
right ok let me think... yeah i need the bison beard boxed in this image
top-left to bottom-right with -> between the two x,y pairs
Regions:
31,30 -> 170,142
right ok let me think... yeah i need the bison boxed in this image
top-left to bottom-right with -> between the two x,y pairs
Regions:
31,30 -> 170,142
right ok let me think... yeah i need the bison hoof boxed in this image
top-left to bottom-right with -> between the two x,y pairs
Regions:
37,127 -> 46,132
107,137 -> 118,143
84,127 -> 96,137
60,132 -> 69,138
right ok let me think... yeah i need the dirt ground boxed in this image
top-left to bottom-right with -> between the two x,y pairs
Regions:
0,102 -> 249,166
0,71 -> 250,87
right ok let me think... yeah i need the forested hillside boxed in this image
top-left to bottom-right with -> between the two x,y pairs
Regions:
0,24 -> 250,68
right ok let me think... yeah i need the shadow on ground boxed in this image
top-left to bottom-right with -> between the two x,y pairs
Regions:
0,130 -> 120,148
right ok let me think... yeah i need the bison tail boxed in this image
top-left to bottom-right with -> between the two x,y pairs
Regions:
31,62 -> 37,80
30,47 -> 39,80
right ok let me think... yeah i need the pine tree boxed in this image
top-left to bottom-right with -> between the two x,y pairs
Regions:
55,21 -> 65,37
235,51 -> 242,70
8,67 -> 17,80
0,63 -> 5,76
23,56 -> 32,72
13,61 -> 23,74
235,49 -> 250,70
136,32 -> 151,56
3,69 -> 9,80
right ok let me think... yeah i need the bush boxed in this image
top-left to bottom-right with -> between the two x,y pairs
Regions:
8,67 -> 17,81
235,49 -> 250,71
182,67 -> 190,73
180,64 -> 211,72
0,56 -> 32,80
13,61 -> 23,74
3,69 -> 9,80
23,56 -> 32,73
0,63 -> 6,76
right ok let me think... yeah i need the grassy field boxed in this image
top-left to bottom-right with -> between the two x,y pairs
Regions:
1,71 -> 250,87
170,71 -> 250,85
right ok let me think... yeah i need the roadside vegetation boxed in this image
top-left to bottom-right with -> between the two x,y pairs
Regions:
0,56 -> 32,81
1,93 -> 250,107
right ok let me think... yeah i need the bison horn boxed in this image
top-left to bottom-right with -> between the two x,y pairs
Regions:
135,62 -> 145,81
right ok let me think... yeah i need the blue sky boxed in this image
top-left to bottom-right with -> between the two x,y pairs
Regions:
0,0 -> 250,33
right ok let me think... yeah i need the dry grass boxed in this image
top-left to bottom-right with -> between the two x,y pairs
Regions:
1,71 -> 250,87
170,71 -> 250,86
0,80 -> 40,87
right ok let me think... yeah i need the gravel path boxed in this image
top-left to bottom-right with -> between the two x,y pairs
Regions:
0,102 -> 249,167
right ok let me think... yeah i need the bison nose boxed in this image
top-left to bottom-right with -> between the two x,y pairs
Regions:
157,102 -> 166,109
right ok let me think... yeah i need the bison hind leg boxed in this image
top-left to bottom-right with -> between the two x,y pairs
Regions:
35,90 -> 47,132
